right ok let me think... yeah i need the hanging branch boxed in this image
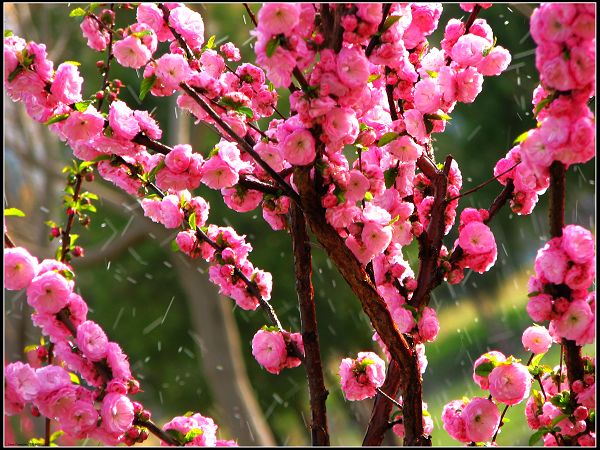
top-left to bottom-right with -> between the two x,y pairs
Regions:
96,4 -> 115,111
290,203 -> 329,446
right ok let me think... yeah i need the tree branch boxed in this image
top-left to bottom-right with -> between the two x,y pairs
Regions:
290,202 -> 329,446
365,4 -> 392,57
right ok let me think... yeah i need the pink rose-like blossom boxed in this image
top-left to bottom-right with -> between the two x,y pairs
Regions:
4,247 -> 38,290
251,329 -> 287,374
165,144 -> 192,173
101,393 -> 134,435
26,271 -> 72,314
417,307 -> 440,342
80,16 -> 109,51
522,325 -> 552,354
5,361 -> 40,403
404,109 -> 427,141
323,108 -> 359,145
413,77 -> 442,114
362,222 -> 393,256
76,320 -> 109,361
345,170 -> 370,203
488,362 -> 532,405
201,155 -> 239,190
113,35 -> 152,69
387,135 -> 422,162
476,46 -> 511,76
169,6 -> 205,51
442,399 -> 469,443
473,351 -> 506,390
160,194 -> 185,229
155,53 -> 191,91
552,300 -> 594,345
561,225 -> 595,264
462,397 -> 500,443
280,128 -> 316,166
339,351 -> 385,401
458,221 -> 495,254
257,3 -> 300,36
336,46 -> 370,88
62,106 -> 105,144
108,100 -> 140,140
51,62 -> 83,105
455,66 -> 483,103
451,33 -> 490,66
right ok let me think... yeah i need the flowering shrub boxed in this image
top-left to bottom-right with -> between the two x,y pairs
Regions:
3,2 -> 595,447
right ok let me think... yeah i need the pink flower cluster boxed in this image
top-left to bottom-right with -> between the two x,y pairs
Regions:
338,351 -> 385,401
4,247 -> 139,444
176,224 -> 272,311
494,4 -> 595,215
527,225 -> 595,346
442,396 -> 500,443
251,328 -> 304,374
444,207 -> 497,284
162,412 -> 237,447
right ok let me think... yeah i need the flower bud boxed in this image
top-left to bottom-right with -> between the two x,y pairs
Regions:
72,246 -> 84,257
574,406 -> 588,421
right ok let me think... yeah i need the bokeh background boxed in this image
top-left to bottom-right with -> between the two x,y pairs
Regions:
4,3 -> 595,446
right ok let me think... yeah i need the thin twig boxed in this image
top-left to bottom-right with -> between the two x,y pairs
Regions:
96,4 -> 115,111
447,162 -> 520,202
60,174 -> 84,263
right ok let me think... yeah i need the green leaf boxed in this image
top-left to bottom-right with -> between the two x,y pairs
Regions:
69,7 -> 87,17
528,429 -> 545,446
7,66 -> 24,83
367,73 -> 381,83
24,344 -> 38,353
364,191 -> 373,201
28,437 -> 46,446
513,130 -> 530,145
92,154 -> 113,163
165,429 -> 186,445
265,35 -> 280,58
474,361 -> 497,377
171,239 -> 180,252
183,411 -> 195,417
139,74 -> 157,101
402,303 -> 419,321
377,132 -> 399,147
550,414 -> 567,427
529,352 -> 546,368
50,431 -> 64,443
148,159 -> 165,182
427,112 -> 451,121
69,234 -> 79,248
80,203 -> 97,213
184,428 -> 204,442
44,113 -> 70,125
60,268 -> 75,281
236,105 -> 254,119
528,291 -> 540,297
5,207 -> 25,217
534,95 -> 554,118
426,70 -> 438,78
382,15 -> 402,32
205,35 -> 216,50
5,29 -> 14,37
63,60 -> 81,66
74,100 -> 92,112
384,167 -> 399,189
188,212 -> 197,230
131,30 -> 153,38
69,372 -> 80,385
425,118 -> 434,135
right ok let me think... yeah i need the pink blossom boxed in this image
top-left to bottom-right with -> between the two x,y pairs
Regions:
404,109 -> 427,141
106,342 -> 132,381
155,53 -> 191,91
552,300 -> 594,345
4,247 -> 38,290
488,362 -> 532,405
345,170 -> 370,203
165,144 -> 192,173
169,6 -> 205,51
5,361 -> 40,403
136,3 -> 172,42
451,33 -> 489,66
101,393 -> 134,435
362,222 -> 393,256
473,351 -> 506,390
220,42 -> 241,61
113,35 -> 152,69
561,225 -> 595,264
417,307 -> 440,342
51,63 -> 83,105
442,399 -> 469,443
522,325 -> 552,354
201,155 -> 239,189
80,16 -> 109,51
455,66 -> 483,103
257,3 -> 300,36
26,271 -> 72,314
323,108 -> 359,145
413,77 -> 442,114
462,397 -> 500,443
280,128 -> 316,166
458,221 -> 495,254
62,106 -> 105,143
76,320 -> 109,361
62,399 -> 99,438
108,100 -> 140,140
476,46 -> 511,76
336,46 -> 370,88
339,351 -> 386,401
534,242 -> 568,285
251,329 -> 287,374
160,194 -> 184,229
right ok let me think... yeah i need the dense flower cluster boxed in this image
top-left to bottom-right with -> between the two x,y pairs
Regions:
4,247 -> 234,446
493,4 -> 595,215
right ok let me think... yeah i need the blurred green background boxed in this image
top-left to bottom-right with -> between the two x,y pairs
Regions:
4,3 -> 595,447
